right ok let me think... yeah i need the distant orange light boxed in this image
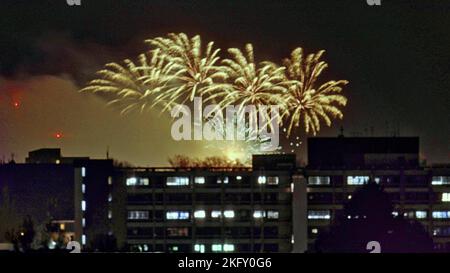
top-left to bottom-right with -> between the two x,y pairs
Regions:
55,132 -> 63,139
13,101 -> 20,108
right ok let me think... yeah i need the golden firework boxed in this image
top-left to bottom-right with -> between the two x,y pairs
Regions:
146,33 -> 228,106
206,43 -> 286,109
81,33 -> 350,159
80,49 -> 177,114
281,48 -> 348,136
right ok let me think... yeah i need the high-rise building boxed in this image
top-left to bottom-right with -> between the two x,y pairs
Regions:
2,137 -> 449,253
304,136 -> 450,252
1,150 -> 308,253
110,154 -> 307,253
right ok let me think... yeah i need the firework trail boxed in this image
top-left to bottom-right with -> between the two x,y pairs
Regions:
280,48 -> 348,136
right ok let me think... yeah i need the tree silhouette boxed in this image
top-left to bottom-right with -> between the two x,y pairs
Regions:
5,215 -> 35,252
315,182 -> 434,253
168,154 -> 246,168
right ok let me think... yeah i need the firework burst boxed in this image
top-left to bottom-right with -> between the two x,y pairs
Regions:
205,43 -> 287,110
80,49 -> 177,114
281,47 -> 348,136
81,34 -> 349,163
146,33 -> 228,106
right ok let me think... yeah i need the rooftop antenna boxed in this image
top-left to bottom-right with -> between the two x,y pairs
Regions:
339,126 -> 344,137
106,146 -> 110,159
9,153 -> 15,164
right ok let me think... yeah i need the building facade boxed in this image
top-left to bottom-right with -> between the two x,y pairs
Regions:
110,155 -> 307,253
304,137 -> 450,252
2,137 -> 449,253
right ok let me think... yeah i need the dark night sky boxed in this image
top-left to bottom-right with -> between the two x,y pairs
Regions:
0,0 -> 449,165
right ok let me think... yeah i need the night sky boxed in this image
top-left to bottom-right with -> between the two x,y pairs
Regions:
0,0 -> 449,166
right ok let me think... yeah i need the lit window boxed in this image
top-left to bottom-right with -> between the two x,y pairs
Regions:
60,223 -> 65,230
195,177 -> 205,184
267,210 -> 279,219
108,193 -> 112,202
224,210 -> 235,218
166,211 -> 190,220
308,210 -> 331,220
81,184 -> 85,194
253,210 -> 266,218
415,211 -> 427,219
81,200 -> 86,211
433,211 -> 450,219
267,176 -> 279,185
194,210 -> 206,219
167,177 -> 189,186
312,228 -> 318,234
140,178 -> 149,185
442,193 -> 450,202
258,176 -> 266,184
217,177 -> 229,184
290,183 -> 294,193
392,211 -> 399,217
81,167 -> 86,178
404,211 -> 415,219
108,176 -> 112,185
126,177 -> 149,186
108,210 -> 112,219
55,159 -> 60,164
212,244 -> 222,252
126,177 -> 137,186
374,177 -> 381,184
211,210 -> 222,218
307,176 -> 330,185
347,176 -> 369,185
127,210 -> 149,220
432,176 -> 450,185
223,244 -> 234,252
81,235 -> 86,245
82,218 -> 86,227
347,194 -> 352,200
236,176 -> 242,180
194,244 -> 205,253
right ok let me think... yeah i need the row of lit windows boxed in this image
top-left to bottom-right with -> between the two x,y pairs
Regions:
432,211 -> 450,219
307,210 -> 331,220
432,176 -> 450,185
308,210 -> 450,220
131,243 -> 280,253
130,243 -> 235,253
127,210 -> 280,220
308,176 -> 450,186
308,176 -> 371,185
126,176 -> 279,187
392,211 -> 427,219
193,244 -> 237,252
